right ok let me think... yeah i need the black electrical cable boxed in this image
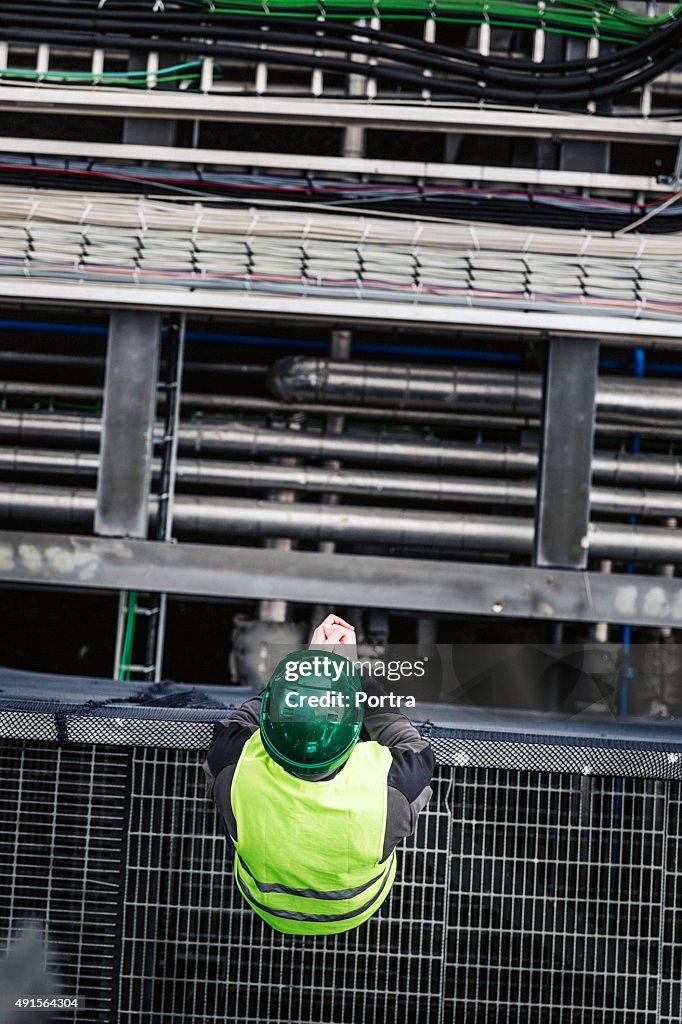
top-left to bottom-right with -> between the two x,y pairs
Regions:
0,0 -> 651,59
5,20 -> 680,103
0,5 -> 655,72
2,5 -> 677,77
7,17 -> 635,91
4,0 -> 682,103
2,160 -> 681,233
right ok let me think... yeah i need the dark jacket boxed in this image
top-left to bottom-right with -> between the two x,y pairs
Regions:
202,671 -> 435,862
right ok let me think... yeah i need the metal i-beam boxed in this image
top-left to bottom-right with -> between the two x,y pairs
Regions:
0,88 -> 681,142
0,530 -> 681,629
95,310 -> 161,538
533,338 -> 599,569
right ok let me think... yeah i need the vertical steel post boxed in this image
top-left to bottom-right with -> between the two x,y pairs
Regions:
95,310 -> 161,539
533,337 -> 599,569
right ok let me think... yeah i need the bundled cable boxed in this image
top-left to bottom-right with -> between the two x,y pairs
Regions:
0,153 -> 679,233
1,186 -> 682,321
1,2 -> 681,105
11,0 -> 682,43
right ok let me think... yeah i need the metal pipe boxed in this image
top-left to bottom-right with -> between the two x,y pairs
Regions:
0,411 -> 681,488
2,446 -> 682,518
0,380 -> 274,407
0,378 -> 536,427
0,484 -> 681,563
0,350 -> 267,376
269,357 -> 682,425
6,379 -> 682,436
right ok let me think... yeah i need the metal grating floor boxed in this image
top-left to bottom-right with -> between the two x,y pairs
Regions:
1,741 -> 681,1024
0,741 -> 130,1021
118,747 -> 451,1024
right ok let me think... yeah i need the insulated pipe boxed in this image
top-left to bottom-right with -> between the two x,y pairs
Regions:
0,411 -> 681,488
0,484 -> 680,562
2,446 -> 682,518
269,357 -> 682,426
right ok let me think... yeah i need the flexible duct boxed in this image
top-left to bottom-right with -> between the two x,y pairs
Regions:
0,484 -> 680,562
269,357 -> 682,426
0,411 -> 681,488
1,446 -> 681,518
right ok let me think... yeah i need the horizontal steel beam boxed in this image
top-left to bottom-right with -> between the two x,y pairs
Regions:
0,135 -> 668,194
0,88 -> 681,143
0,529 -> 680,628
0,280 -> 681,343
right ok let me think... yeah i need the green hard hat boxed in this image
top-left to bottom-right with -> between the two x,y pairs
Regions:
260,648 -> 364,778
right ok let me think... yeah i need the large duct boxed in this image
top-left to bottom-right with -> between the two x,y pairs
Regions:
269,356 -> 682,425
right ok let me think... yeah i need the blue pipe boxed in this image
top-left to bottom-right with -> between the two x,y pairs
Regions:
0,318 -> 108,336
6,317 -> 682,373
0,317 -> 527,363
0,316 -> 667,372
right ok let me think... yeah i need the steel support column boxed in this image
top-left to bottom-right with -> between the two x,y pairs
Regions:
533,337 -> 599,569
95,310 -> 161,538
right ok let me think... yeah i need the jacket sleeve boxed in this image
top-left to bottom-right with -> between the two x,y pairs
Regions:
358,676 -> 436,861
201,691 -> 263,841
306,651 -> 436,858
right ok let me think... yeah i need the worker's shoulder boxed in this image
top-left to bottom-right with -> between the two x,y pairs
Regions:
386,744 -> 436,802
206,718 -> 256,776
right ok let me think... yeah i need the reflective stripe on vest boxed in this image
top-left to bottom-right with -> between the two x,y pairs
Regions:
229,730 -> 397,936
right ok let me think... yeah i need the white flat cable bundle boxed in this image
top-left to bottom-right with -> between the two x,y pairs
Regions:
0,187 -> 681,320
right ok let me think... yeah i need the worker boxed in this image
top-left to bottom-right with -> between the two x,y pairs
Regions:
202,613 -> 435,935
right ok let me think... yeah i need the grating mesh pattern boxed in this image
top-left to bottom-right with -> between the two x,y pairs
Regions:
1,731 -> 681,1022
446,769 -> 674,1023
0,741 -> 130,1020
429,734 -> 682,781
3,705 -> 682,779
117,748 -> 452,1024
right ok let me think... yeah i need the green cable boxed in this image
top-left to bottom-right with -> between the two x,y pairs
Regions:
0,60 -> 206,86
187,0 -> 682,42
119,590 -> 138,682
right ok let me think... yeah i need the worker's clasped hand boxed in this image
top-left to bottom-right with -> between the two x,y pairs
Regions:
310,613 -> 356,647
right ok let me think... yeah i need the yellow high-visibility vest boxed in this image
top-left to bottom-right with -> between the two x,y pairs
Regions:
229,730 -> 397,935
